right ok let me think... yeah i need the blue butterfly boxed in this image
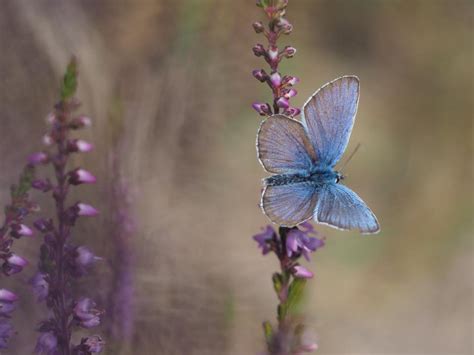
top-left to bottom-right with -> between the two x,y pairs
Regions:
257,76 -> 380,234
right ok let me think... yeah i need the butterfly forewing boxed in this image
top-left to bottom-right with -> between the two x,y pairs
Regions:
257,114 -> 316,174
302,76 -> 359,167
315,183 -> 380,234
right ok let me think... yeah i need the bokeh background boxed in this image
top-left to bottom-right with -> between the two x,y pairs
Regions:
0,0 -> 472,354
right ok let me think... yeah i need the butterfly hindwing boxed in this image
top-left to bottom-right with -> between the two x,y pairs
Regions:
314,183 -> 380,234
302,76 -> 359,167
257,114 -> 316,174
261,182 -> 319,227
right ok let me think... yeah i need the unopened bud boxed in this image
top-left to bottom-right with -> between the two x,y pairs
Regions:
252,21 -> 265,33
68,168 -> 97,185
252,69 -> 268,83
252,102 -> 272,116
252,44 -> 266,57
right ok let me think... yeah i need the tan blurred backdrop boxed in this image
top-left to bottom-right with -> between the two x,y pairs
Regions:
0,0 -> 472,354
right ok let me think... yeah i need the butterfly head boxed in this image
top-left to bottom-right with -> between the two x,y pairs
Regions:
335,171 -> 345,183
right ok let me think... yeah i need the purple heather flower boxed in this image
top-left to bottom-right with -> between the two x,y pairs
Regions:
30,272 -> 49,302
282,75 -> 299,86
68,139 -> 94,153
76,203 -> 99,217
69,115 -> 92,129
276,97 -> 290,109
252,43 -> 266,57
75,246 -> 102,272
252,102 -> 272,116
28,152 -> 49,166
9,223 -> 33,238
283,88 -> 297,99
32,179 -> 52,192
0,289 -> 17,317
281,45 -> 296,58
0,289 -> 18,303
286,223 -> 324,261
34,218 -> 53,233
275,18 -> 293,34
253,225 -> 276,255
82,335 -> 105,353
252,69 -> 268,82
0,321 -> 13,349
42,134 -> 53,146
284,107 -> 301,117
293,265 -> 313,279
252,21 -> 265,33
74,298 -> 102,328
3,254 -> 28,275
35,332 -> 58,354
68,168 -> 97,185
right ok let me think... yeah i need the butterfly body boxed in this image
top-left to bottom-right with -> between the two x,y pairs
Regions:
264,169 -> 340,187
257,76 -> 380,234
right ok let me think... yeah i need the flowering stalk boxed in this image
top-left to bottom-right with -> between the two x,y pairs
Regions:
252,1 -> 321,353
252,0 -> 299,118
31,58 -> 104,354
0,166 -> 37,348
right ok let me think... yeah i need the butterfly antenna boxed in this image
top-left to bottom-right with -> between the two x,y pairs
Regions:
339,143 -> 361,174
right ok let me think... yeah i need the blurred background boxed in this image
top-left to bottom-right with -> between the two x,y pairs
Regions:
0,0 -> 472,354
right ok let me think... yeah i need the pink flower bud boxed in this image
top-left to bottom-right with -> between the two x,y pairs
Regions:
0,289 -> 18,302
252,21 -> 265,33
282,45 -> 296,58
270,72 -> 282,87
75,246 -> 102,269
284,107 -> 301,117
69,115 -> 92,129
276,18 -> 293,34
68,168 -> 97,185
252,69 -> 268,83
282,75 -> 300,86
276,97 -> 289,109
3,254 -> 28,275
28,152 -> 49,166
10,224 -> 33,238
293,265 -> 313,279
252,44 -> 265,57
252,102 -> 272,116
77,203 -> 99,217
32,179 -> 52,192
68,139 -> 94,153
283,88 -> 297,99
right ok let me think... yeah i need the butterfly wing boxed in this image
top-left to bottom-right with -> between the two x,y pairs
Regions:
302,76 -> 359,167
257,114 -> 316,174
261,182 -> 319,227
314,183 -> 380,234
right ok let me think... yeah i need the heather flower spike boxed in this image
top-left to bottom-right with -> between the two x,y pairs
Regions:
251,1 -> 322,353
30,58 -> 105,353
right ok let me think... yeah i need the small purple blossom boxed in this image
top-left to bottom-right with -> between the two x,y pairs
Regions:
76,203 -> 99,217
35,332 -> 58,354
32,179 -> 52,192
28,152 -> 49,166
0,289 -> 18,317
276,97 -> 290,109
34,218 -> 53,233
30,272 -> 49,302
253,225 -> 276,255
270,72 -> 282,87
68,139 -> 94,153
293,265 -> 314,279
74,246 -> 102,274
74,298 -> 102,329
0,321 -> 14,349
69,115 -> 92,129
9,223 -> 33,238
81,335 -> 105,353
252,102 -> 272,116
252,69 -> 268,82
286,223 -> 324,261
68,168 -> 97,185
3,253 -> 28,275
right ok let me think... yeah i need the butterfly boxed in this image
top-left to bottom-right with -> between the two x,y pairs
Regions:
257,75 -> 380,234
